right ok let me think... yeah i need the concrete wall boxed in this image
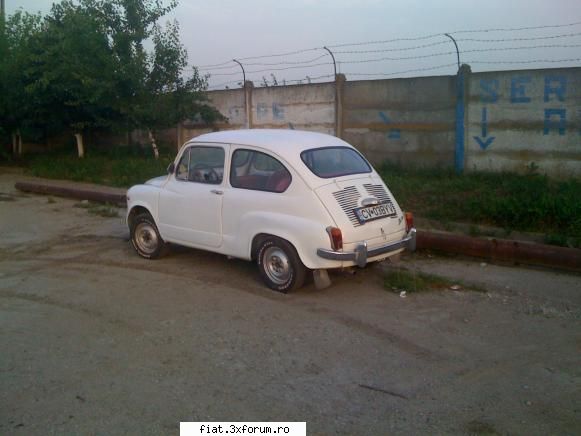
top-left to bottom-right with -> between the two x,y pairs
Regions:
466,67 -> 581,176
251,83 -> 335,133
180,66 -> 581,178
179,82 -> 335,148
179,88 -> 246,147
342,76 -> 456,167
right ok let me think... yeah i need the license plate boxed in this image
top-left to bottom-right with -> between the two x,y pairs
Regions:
354,201 -> 396,224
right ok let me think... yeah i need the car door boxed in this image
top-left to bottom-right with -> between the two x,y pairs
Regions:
158,144 -> 228,248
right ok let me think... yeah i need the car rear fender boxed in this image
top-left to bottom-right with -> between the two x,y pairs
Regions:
239,212 -> 338,269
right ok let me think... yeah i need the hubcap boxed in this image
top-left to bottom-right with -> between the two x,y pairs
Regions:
263,246 -> 291,285
134,222 -> 159,254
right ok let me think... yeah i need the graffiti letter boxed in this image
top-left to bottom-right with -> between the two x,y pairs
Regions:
543,109 -> 566,136
272,103 -> 285,120
510,76 -> 531,103
544,76 -> 567,102
256,103 -> 268,120
480,79 -> 499,103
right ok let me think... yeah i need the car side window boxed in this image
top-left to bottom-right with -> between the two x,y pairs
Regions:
176,146 -> 225,185
230,149 -> 291,193
176,148 -> 190,180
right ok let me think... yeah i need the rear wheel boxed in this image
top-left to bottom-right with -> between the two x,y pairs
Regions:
257,237 -> 306,293
130,213 -> 165,259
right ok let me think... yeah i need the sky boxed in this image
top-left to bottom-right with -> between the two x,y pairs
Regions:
6,0 -> 581,89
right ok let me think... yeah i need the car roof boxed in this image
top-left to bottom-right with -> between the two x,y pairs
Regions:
189,129 -> 354,157
186,129 -> 371,189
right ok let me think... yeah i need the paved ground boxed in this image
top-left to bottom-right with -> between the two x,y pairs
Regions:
0,172 -> 579,435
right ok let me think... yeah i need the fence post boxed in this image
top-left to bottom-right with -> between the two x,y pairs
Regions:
244,80 -> 254,129
455,64 -> 471,173
335,73 -> 346,138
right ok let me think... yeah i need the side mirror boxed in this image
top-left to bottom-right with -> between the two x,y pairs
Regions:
167,162 -> 175,174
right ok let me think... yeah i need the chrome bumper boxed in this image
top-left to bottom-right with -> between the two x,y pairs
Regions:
317,228 -> 416,268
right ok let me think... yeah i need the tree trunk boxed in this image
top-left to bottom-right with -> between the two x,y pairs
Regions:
148,129 -> 159,160
12,130 -> 23,156
17,130 -> 22,156
74,132 -> 85,158
11,132 -> 17,155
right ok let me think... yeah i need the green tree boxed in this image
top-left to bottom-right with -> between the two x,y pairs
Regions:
82,0 -> 221,158
4,0 -> 222,158
25,1 -> 120,157
0,10 -> 42,155
137,20 -> 220,158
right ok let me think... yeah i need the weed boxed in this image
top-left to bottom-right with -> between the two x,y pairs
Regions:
465,420 -> 499,436
74,201 -> 119,218
0,193 -> 15,202
74,201 -> 92,209
26,149 -> 172,188
88,205 -> 119,218
384,269 -> 458,293
379,163 -> 581,247
384,268 -> 488,293
469,224 -> 481,237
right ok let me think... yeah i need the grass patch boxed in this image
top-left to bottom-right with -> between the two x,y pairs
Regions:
74,201 -> 119,218
379,163 -> 581,247
465,420 -> 500,436
385,269 -> 458,293
19,150 -> 581,247
25,148 -> 173,188
384,268 -> 487,294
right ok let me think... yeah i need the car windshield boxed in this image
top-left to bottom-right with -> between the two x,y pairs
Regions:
301,147 -> 372,178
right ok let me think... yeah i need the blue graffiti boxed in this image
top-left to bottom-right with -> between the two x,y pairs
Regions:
543,109 -> 566,135
272,103 -> 285,120
544,76 -> 567,102
473,107 -> 495,150
480,79 -> 499,103
510,76 -> 532,103
378,111 -> 401,139
256,103 -> 268,120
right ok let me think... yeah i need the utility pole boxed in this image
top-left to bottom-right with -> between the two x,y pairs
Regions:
1,0 -> 5,20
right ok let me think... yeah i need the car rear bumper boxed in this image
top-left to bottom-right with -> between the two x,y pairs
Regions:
317,228 -> 416,268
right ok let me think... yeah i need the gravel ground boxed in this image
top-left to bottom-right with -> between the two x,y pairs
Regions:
0,171 -> 579,435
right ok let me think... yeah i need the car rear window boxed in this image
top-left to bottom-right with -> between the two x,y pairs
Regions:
301,147 -> 372,178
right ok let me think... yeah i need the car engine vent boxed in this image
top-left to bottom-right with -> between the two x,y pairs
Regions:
332,186 -> 362,227
363,183 -> 391,203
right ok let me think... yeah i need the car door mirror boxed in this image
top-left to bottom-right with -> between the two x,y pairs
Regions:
167,162 -> 175,174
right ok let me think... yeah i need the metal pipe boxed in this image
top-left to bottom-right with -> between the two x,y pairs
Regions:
323,46 -> 340,137
444,33 -> 460,71
233,59 -> 250,128
323,46 -> 337,78
232,59 -> 245,86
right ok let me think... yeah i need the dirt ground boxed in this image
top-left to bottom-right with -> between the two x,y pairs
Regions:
0,171 -> 579,435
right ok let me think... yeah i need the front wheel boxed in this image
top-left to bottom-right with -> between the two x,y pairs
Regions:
130,213 -> 165,259
257,238 -> 306,293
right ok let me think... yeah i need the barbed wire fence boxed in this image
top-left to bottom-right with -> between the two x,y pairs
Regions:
193,20 -> 581,91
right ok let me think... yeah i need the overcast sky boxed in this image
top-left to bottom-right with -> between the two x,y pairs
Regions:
6,0 -> 581,88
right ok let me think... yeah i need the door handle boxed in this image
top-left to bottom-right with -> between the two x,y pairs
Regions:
211,189 -> 223,195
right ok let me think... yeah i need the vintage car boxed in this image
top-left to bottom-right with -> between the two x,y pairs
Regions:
126,129 -> 416,292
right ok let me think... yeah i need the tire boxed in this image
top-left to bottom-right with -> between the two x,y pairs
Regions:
257,237 -> 306,293
130,213 -> 165,259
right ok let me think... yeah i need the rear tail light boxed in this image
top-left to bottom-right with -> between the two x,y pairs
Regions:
405,212 -> 414,232
326,226 -> 343,251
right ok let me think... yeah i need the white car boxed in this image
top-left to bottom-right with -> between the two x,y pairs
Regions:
127,129 -> 416,292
